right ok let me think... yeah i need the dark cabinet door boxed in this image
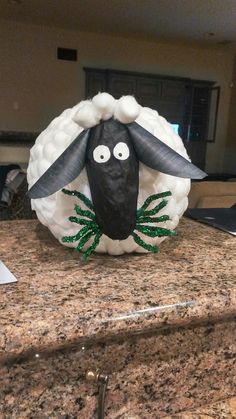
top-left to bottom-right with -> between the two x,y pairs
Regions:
159,80 -> 186,137
183,84 -> 217,170
184,141 -> 207,170
85,70 -> 107,98
107,73 -> 136,98
135,77 -> 161,108
161,79 -> 186,103
84,69 -> 218,170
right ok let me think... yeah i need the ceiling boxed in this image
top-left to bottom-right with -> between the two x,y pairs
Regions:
1,0 -> 236,46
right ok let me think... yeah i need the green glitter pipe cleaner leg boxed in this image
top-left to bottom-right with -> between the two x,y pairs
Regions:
61,189 -> 102,261
133,191 -> 176,253
61,189 -> 176,260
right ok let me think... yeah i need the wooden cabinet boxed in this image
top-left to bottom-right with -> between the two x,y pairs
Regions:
85,70 -> 107,99
136,77 -> 162,108
182,83 -> 219,169
108,72 -> 137,97
84,68 -> 219,170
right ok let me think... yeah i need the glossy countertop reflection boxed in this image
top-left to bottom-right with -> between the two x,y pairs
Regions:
0,218 -> 235,361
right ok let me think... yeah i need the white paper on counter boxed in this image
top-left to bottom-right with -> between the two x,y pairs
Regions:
0,260 -> 17,285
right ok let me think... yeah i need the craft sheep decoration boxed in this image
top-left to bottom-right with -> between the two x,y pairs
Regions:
27,93 -> 205,260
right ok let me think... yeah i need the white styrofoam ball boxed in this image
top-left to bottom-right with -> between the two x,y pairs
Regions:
92,92 -> 116,120
53,131 -> 70,145
73,102 -> 101,128
43,142 -> 56,158
114,95 -> 141,123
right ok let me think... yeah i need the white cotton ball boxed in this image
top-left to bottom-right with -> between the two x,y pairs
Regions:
114,96 -> 141,124
92,92 -> 116,120
73,102 -> 101,128
43,141 -> 56,158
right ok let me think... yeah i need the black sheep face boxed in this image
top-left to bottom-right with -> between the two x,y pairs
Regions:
86,119 -> 139,240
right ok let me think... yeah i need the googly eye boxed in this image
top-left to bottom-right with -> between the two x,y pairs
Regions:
113,142 -> 130,161
93,145 -> 111,163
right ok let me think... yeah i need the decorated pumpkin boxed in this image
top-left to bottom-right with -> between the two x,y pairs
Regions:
27,93 -> 205,259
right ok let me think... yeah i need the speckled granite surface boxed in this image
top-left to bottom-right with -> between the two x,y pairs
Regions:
1,318 -> 236,418
0,218 -> 235,360
1,319 -> 236,418
0,218 -> 236,418
166,396 -> 236,418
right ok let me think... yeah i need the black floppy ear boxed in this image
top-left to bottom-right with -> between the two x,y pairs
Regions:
127,122 -> 206,179
28,128 -> 90,199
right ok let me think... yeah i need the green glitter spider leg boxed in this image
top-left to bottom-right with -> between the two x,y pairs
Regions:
74,204 -> 96,221
76,229 -> 96,252
137,191 -> 172,216
140,199 -> 168,217
137,215 -> 170,224
133,190 -> 176,253
62,188 -> 94,211
61,189 -> 102,260
132,232 -> 159,253
68,216 -> 96,227
136,224 -> 177,237
81,232 -> 102,262
62,225 -> 91,243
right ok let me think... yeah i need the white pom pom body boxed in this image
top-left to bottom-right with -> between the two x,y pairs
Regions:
28,93 -> 191,256
114,96 -> 141,123
92,92 -> 116,120
73,102 -> 101,128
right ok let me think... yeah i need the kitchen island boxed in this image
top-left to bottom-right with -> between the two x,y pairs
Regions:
0,218 -> 235,418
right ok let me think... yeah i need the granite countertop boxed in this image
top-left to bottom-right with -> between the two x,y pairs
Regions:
165,396 -> 236,418
0,218 -> 235,363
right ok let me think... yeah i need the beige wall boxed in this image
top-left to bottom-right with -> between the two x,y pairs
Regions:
0,19 -> 235,172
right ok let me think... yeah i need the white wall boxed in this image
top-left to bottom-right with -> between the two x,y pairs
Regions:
0,19 -> 235,172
